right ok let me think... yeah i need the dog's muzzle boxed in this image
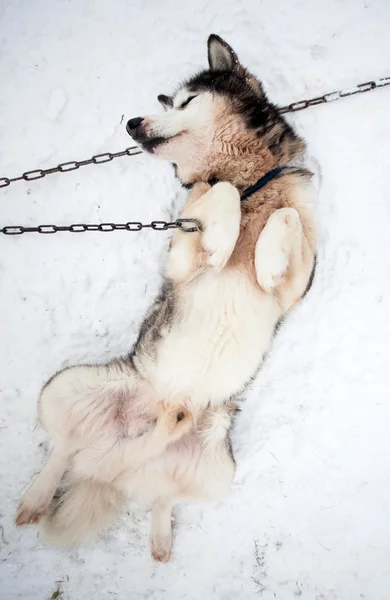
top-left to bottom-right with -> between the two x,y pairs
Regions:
125,117 -> 168,153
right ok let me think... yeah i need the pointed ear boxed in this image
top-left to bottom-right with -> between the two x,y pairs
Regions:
157,94 -> 173,110
207,34 -> 239,71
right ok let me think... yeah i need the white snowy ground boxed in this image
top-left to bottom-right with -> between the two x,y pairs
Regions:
1,0 -> 390,598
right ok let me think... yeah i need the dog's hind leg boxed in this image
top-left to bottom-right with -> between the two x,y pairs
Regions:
16,361 -> 145,530
147,404 -> 237,563
166,181 -> 241,282
150,498 -> 175,563
15,445 -> 70,526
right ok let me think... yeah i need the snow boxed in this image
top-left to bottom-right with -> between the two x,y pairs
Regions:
1,0 -> 390,598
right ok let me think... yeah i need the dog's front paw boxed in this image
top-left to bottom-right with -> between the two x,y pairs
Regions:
255,207 -> 301,291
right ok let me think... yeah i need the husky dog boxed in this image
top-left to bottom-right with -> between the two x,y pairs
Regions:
16,34 -> 316,562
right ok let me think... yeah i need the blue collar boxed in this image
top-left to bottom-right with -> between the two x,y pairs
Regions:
240,167 -> 285,202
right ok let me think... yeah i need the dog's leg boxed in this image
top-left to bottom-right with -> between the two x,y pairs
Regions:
150,498 -> 174,563
15,446 -> 70,526
255,207 -> 302,292
166,181 -> 241,282
255,207 -> 315,309
194,182 -> 241,270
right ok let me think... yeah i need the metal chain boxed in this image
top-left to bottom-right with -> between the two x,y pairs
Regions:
0,218 -> 202,236
278,76 -> 390,114
1,75 -> 389,236
0,146 -> 142,189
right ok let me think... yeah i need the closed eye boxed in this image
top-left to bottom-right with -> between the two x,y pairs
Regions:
179,95 -> 197,109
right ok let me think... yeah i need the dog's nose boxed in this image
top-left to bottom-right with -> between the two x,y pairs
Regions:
126,117 -> 144,135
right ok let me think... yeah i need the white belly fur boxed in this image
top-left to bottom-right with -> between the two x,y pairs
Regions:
147,269 -> 281,404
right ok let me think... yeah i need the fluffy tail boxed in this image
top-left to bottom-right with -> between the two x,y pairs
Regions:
41,477 -> 123,546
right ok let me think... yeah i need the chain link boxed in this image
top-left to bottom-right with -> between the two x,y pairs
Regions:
0,218 -> 202,236
278,76 -> 390,114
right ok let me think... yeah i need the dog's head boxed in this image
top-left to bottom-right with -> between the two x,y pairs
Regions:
126,34 -> 304,186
